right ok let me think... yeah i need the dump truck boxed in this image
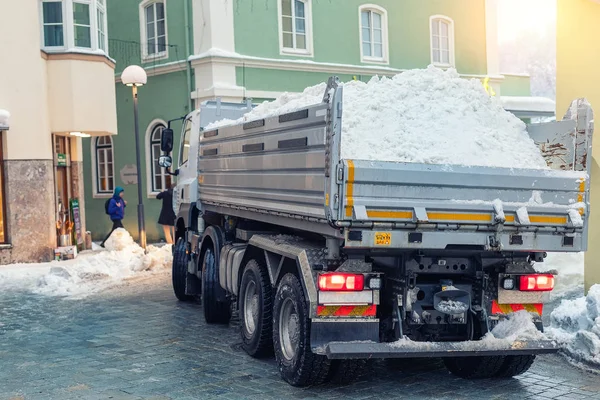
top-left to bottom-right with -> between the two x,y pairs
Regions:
157,77 -> 594,387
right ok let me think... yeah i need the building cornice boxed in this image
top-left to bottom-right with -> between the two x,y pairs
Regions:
189,50 -> 505,83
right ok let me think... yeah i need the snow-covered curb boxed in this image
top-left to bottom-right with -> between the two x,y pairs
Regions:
0,229 -> 171,299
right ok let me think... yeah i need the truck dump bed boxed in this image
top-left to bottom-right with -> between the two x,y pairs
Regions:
197,78 -> 593,252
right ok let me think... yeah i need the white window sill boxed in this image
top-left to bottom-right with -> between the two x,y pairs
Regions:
142,52 -> 169,63
0,244 -> 12,250
280,48 -> 313,58
93,193 -> 113,199
361,56 -> 389,65
431,62 -> 454,69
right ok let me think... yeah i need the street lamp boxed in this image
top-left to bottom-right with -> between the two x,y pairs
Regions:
121,65 -> 148,249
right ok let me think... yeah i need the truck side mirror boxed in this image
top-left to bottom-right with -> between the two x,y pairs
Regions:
158,155 -> 172,168
161,128 -> 174,153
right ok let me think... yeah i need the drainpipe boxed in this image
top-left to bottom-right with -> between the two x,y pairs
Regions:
184,0 -> 193,112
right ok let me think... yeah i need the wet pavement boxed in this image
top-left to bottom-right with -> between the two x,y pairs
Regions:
1,274 -> 599,400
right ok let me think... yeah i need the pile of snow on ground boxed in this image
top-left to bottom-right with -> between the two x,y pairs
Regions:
0,229 -> 171,298
535,252 -> 584,298
547,285 -> 600,369
207,66 -> 548,169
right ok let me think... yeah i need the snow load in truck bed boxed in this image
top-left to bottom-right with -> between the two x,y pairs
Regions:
206,66 -> 548,170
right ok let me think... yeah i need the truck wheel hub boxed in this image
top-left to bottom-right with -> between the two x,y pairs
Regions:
244,280 -> 258,335
280,298 -> 300,361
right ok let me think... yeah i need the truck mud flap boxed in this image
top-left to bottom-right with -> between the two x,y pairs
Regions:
320,339 -> 559,359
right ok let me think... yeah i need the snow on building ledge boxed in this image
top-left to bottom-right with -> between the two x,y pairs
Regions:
501,96 -> 556,118
0,109 -> 9,130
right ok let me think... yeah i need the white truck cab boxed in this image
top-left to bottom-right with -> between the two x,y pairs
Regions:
158,99 -> 253,237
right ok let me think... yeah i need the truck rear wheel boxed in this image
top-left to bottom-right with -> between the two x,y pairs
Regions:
273,273 -> 330,387
239,259 -> 273,358
172,238 -> 193,302
202,247 -> 231,324
443,356 -> 505,379
494,355 -> 536,378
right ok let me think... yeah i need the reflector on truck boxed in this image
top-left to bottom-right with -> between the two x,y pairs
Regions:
317,304 -> 377,317
491,300 -> 543,315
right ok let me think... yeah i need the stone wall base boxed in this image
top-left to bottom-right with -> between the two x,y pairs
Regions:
2,159 -> 56,264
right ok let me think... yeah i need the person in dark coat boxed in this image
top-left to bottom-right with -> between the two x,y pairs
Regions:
157,186 -> 176,244
100,186 -> 127,247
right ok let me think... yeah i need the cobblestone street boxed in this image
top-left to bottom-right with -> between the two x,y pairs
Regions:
1,274 -> 599,400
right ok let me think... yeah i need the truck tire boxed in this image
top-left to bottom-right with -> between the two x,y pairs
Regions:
494,355 -> 536,378
443,356 -> 505,379
172,238 -> 193,302
326,359 -> 368,385
239,259 -> 273,358
202,247 -> 231,324
273,273 -> 330,387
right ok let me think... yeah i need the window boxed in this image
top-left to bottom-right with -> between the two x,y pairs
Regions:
179,118 -> 192,166
140,0 -> 167,60
39,0 -> 108,53
359,5 -> 388,63
97,0 -> 106,51
278,0 -> 313,56
95,136 -> 114,194
73,1 -> 91,48
430,15 -> 455,67
42,1 -> 64,47
148,123 -> 172,193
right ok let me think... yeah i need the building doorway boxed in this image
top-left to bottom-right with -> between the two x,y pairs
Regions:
54,135 -> 73,247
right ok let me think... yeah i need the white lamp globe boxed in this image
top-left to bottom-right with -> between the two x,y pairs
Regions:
121,65 -> 147,87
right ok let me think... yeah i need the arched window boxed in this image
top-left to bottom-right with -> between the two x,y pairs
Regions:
95,136 -> 114,194
147,122 -> 171,193
140,0 -> 168,61
359,4 -> 388,63
430,15 -> 455,67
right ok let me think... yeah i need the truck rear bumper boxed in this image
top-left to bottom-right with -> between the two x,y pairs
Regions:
316,339 -> 559,359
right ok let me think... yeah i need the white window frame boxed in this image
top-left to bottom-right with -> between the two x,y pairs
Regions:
91,135 -> 115,198
429,15 -> 455,67
139,0 -> 169,62
41,0 -> 67,49
72,0 -> 93,49
145,119 -> 171,196
96,0 -> 107,52
277,0 -> 314,57
358,4 -> 389,64
39,0 -> 108,54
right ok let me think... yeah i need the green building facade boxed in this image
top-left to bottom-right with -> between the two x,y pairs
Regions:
84,0 -> 551,242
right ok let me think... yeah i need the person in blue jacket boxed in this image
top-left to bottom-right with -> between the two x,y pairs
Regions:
100,186 -> 127,247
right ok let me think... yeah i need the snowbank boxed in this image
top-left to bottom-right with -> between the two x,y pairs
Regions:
0,229 -> 171,299
547,285 -> 600,369
535,252 -> 584,298
207,66 -> 548,170
0,109 -> 9,127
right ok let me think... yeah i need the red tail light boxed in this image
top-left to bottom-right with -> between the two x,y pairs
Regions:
318,273 -> 364,291
519,274 -> 554,291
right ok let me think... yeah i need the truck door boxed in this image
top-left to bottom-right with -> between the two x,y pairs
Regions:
174,116 -> 198,224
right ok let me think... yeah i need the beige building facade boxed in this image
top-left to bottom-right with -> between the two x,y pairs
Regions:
0,0 -> 117,263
